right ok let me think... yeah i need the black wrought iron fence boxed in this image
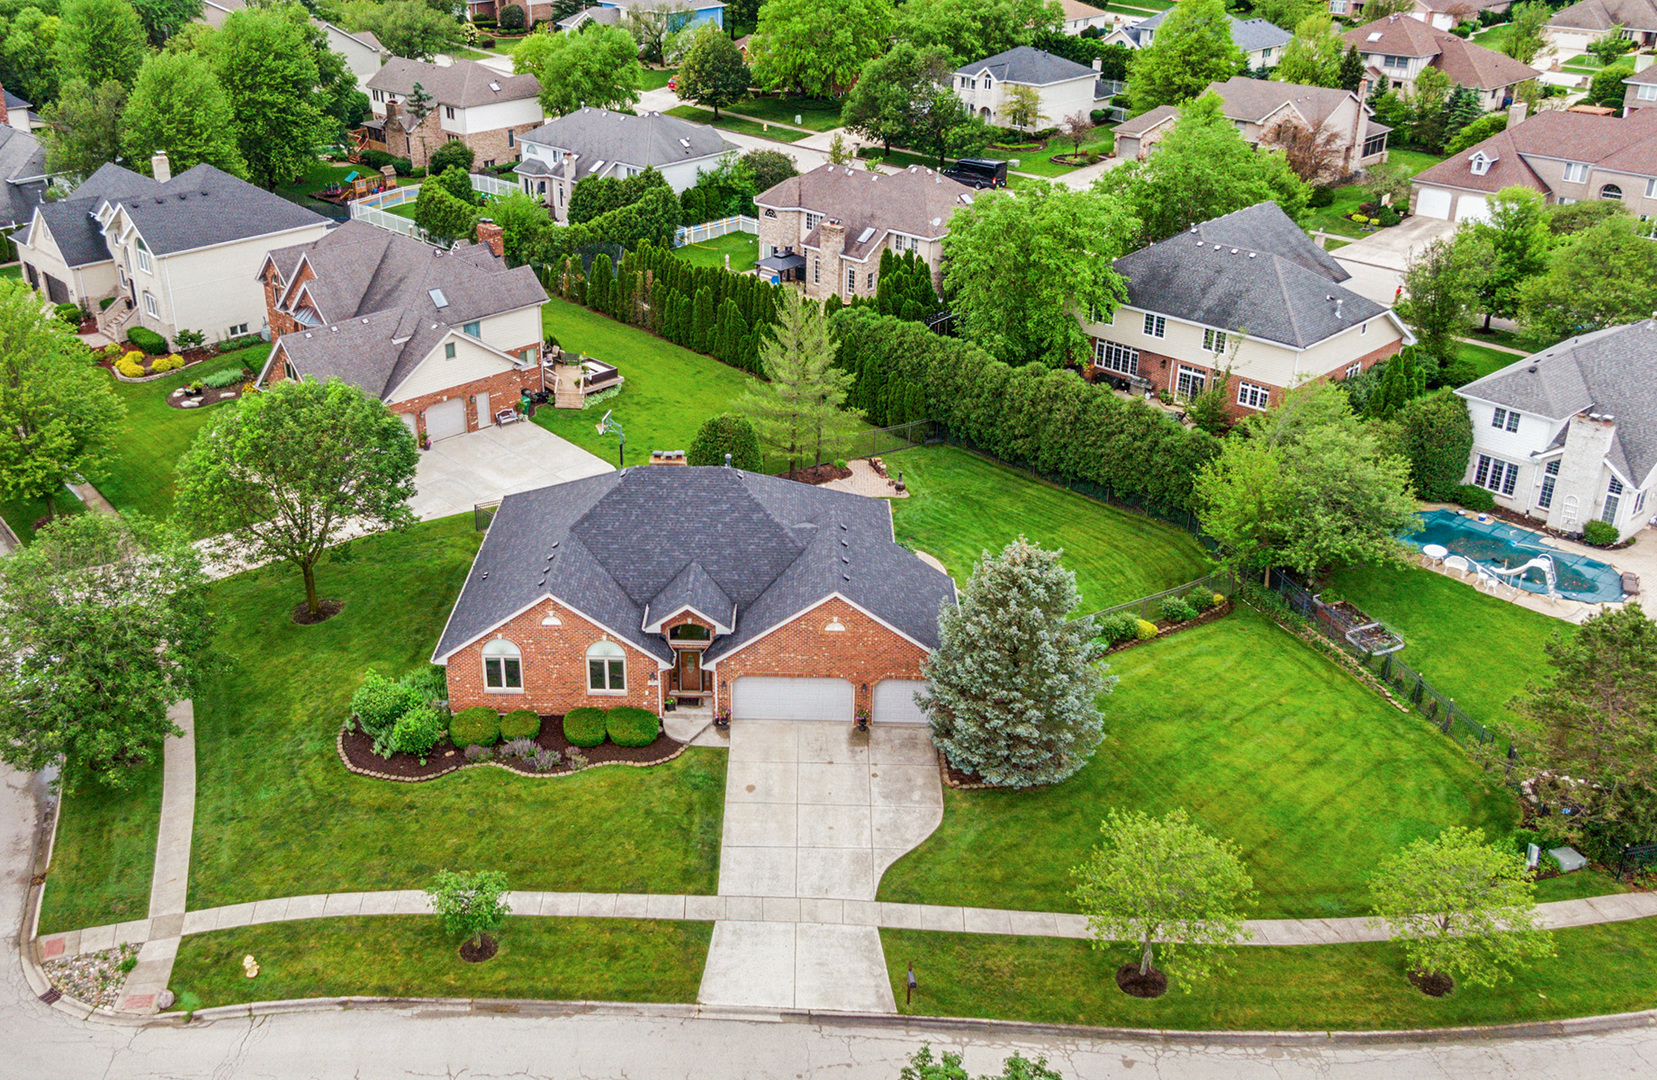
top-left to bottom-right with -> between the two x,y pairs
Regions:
816,420 -> 942,465
474,501 -> 500,532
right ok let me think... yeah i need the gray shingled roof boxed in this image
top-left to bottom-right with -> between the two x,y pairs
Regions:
1548,0 -> 1657,32
955,46 -> 1096,85
102,163 -> 328,255
755,163 -> 976,258
432,468 -> 956,666
1456,320 -> 1657,485
520,108 -> 733,171
1114,202 -> 1387,349
367,56 -> 541,108
645,561 -> 734,630
0,125 -> 47,229
1126,12 -> 1292,53
30,163 -> 166,268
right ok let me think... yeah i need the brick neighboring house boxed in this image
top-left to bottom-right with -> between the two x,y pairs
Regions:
514,108 -> 734,220
1344,15 -> 1540,110
360,57 -> 543,170
1077,202 -> 1413,417
1112,78 -> 1390,179
16,156 -> 331,343
1455,320 -> 1657,541
753,164 -> 975,302
256,220 -> 549,443
431,465 -> 957,722
1545,0 -> 1657,57
1409,104 -> 1657,222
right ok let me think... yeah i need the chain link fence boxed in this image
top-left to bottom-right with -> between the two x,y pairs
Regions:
1085,571 -> 1238,622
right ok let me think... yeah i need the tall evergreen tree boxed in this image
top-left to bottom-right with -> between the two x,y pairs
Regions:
1337,45 -> 1365,93
588,253 -> 613,317
738,289 -> 864,470
691,286 -> 715,354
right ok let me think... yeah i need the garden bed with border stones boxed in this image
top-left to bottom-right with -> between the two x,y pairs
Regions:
42,943 -> 139,1010
338,719 -> 689,783
166,382 -> 245,410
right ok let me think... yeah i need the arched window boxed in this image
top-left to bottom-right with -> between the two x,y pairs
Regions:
482,639 -> 522,691
587,640 -> 626,693
1600,184 -> 1623,201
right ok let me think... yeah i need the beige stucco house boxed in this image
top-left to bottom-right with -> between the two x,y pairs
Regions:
952,46 -> 1101,130
1545,0 -> 1657,58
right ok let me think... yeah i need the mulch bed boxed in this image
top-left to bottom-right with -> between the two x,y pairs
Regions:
459,935 -> 498,963
338,718 -> 686,782
1116,963 -> 1169,999
166,383 -> 243,410
1101,600 -> 1234,656
1407,969 -> 1454,997
292,599 -> 345,625
1049,153 -> 1095,166
780,463 -> 853,485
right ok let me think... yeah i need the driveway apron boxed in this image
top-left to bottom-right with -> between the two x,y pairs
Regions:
699,720 -> 943,1012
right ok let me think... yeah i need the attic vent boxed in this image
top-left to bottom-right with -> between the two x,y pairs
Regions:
679,138 -> 691,148
1528,365 -> 1538,373
1248,252 -> 1256,258
489,81 -> 502,92
856,227 -> 876,245
931,216 -> 942,226
429,289 -> 449,308
1230,249 -> 1238,254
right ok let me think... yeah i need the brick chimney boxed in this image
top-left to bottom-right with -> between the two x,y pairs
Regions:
151,152 -> 171,183
819,218 -> 847,294
476,218 -> 505,259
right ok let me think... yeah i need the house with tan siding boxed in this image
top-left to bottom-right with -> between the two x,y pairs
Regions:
1343,14 -> 1540,110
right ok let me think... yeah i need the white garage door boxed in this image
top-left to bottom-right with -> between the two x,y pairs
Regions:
873,679 -> 930,725
731,676 -> 854,721
1415,187 -> 1453,220
425,398 -> 467,442
1454,194 -> 1490,223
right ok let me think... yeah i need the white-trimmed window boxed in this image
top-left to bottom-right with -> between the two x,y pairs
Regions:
1563,162 -> 1588,183
135,239 -> 151,273
1639,83 -> 1657,101
1601,183 -> 1624,200
1474,454 -> 1519,497
1382,54 -> 1409,72
1345,361 -> 1362,379
1491,407 -> 1520,433
846,267 -> 856,294
1142,313 -> 1166,338
1538,459 -> 1560,509
228,322 -> 248,336
1203,328 -> 1226,353
586,640 -> 626,693
445,106 -> 456,120
1236,381 -> 1270,410
1646,177 -> 1657,198
1094,339 -> 1138,375
1602,476 -> 1624,523
444,342 -> 456,360
482,639 -> 523,691
804,211 -> 822,233
143,292 -> 158,317
1175,365 -> 1206,399
812,257 -> 819,284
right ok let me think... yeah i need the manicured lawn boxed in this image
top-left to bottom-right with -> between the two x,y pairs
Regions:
673,231 -> 758,272
883,916 -> 1657,1030
187,517 -> 728,909
1322,561 -> 1569,732
973,131 -> 1115,178
665,105 -> 813,143
274,159 -> 356,217
640,66 -> 675,90
878,607 -> 1516,919
1457,339 -> 1523,379
1305,150 -> 1445,240
885,445 -> 1211,611
86,346 -> 268,526
1468,325 -> 1553,355
1471,22 -> 1512,52
1560,53 -> 1604,74
37,763 -> 164,934
535,297 -> 760,466
0,488 -> 85,546
728,94 -> 843,131
0,262 -> 19,279
171,917 -> 711,1008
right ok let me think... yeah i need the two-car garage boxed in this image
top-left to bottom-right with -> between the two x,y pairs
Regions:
1413,186 -> 1490,223
729,676 -> 932,724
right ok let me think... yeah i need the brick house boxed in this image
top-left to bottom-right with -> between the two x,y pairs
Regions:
255,219 -> 549,443
361,57 -> 543,170
753,164 -> 975,302
1343,15 -> 1540,110
1077,202 -> 1413,417
432,466 -> 957,723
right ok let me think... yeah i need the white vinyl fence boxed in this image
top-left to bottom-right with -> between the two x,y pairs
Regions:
350,173 -> 522,247
674,215 -> 759,247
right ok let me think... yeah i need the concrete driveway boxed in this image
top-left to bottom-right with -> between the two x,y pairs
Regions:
1333,215 -> 1456,273
699,720 -> 943,1012
408,422 -> 612,521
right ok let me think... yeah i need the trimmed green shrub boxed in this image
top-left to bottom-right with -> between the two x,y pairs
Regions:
389,705 -> 448,760
563,706 -> 608,747
498,3 -> 525,30
127,326 -> 168,355
54,302 -> 82,326
1157,596 -> 1198,623
687,413 -> 763,470
115,357 -> 146,378
1188,590 -> 1216,613
150,354 -> 184,373
1454,484 -> 1496,512
1583,519 -> 1620,547
606,706 -> 660,747
428,139 -> 475,177
351,671 -> 424,739
201,366 -> 245,389
1375,206 -> 1401,227
1096,611 -> 1139,645
1308,185 -> 1335,208
449,706 -> 500,748
500,708 -> 542,740
1134,619 -> 1159,641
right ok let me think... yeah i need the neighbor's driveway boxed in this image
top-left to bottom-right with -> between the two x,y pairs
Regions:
699,720 -> 942,1013
408,422 -> 612,521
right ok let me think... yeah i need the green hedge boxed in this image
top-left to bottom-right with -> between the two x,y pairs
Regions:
500,708 -> 542,740
563,707 -> 608,747
1454,484 -> 1495,512
606,706 -> 660,748
449,706 -> 500,748
126,326 -> 168,355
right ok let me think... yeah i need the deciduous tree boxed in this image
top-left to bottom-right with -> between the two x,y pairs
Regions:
175,378 -> 419,620
1586,24 -> 1637,67
1071,808 -> 1255,986
1125,0 -> 1244,111
414,177 -> 480,241
676,24 -> 750,118
922,537 -> 1112,787
215,5 -> 328,189
0,8 -> 61,108
122,50 -> 247,178
624,1 -> 691,65
515,23 -> 643,117
1263,114 -> 1344,184
738,289 -> 863,470
345,0 -> 465,60
131,0 -> 202,47
1369,827 -> 1554,991
426,869 -> 511,954
40,78 -> 128,181
1386,390 -> 1473,502
1503,0 -> 1550,65
1468,185 -> 1552,328
1398,233 -> 1485,374
942,183 -> 1135,367
0,514 -> 212,791
1445,112 -> 1505,155
894,0 -> 1060,63
748,0 -> 895,97
1249,0 -> 1318,31
56,0 -> 147,89
1270,12 -> 1343,88
1002,83 -> 1046,129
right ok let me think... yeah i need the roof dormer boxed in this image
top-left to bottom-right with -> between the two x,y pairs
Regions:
1468,150 -> 1496,176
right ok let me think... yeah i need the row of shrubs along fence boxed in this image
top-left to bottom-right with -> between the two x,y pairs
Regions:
1264,568 -> 1505,753
1086,570 -> 1238,623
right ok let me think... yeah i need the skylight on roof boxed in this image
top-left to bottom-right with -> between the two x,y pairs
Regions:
489,81 -> 501,92
679,138 -> 691,148
855,227 -> 875,244
1367,32 -> 1382,41
429,288 -> 448,308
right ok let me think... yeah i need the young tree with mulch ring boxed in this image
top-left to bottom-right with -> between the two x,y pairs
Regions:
427,869 -> 511,962
1368,826 -> 1553,995
1071,807 -> 1256,997
175,378 -> 418,622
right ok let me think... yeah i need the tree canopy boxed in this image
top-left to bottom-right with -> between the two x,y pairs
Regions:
40,77 -> 127,180
345,0 -> 465,61
894,0 -> 1060,64
56,0 -> 147,89
1465,186 -> 1552,327
749,0 -> 895,97
515,23 -> 643,117
1125,0 -> 1244,112
215,4 -> 329,189
676,23 -> 750,118
1270,12 -> 1344,88
843,43 -> 983,163
1518,214 -> 1657,341
122,49 -> 247,178
738,288 -> 863,470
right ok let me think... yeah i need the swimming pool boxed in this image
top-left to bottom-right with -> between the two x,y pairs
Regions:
1403,509 -> 1626,604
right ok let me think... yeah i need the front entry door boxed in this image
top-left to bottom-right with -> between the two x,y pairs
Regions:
677,649 -> 702,693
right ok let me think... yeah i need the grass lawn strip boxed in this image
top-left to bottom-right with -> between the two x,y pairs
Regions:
885,445 -> 1211,612
0,487 -> 86,546
883,917 -> 1657,1030
1456,339 -> 1522,379
37,762 -> 164,934
664,105 -> 813,143
170,916 -> 711,1008
187,516 -> 727,910
1304,150 -> 1444,239
723,95 -> 843,131
534,297 -> 763,466
673,231 -> 759,272
86,345 -> 268,527
878,606 -> 1516,919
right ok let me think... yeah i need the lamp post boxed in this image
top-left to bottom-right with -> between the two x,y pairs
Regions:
596,409 -> 626,468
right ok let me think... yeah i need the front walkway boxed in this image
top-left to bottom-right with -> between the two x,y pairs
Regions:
408,422 -> 613,521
